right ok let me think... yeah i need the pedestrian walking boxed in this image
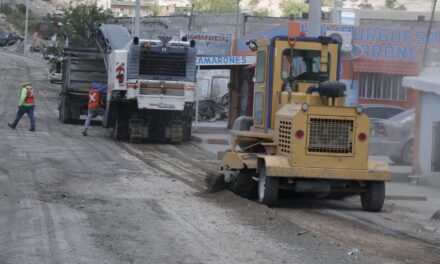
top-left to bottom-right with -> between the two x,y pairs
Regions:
82,82 -> 107,136
8,81 -> 36,131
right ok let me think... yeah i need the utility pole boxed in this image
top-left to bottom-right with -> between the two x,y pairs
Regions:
307,0 -> 321,37
23,0 -> 29,56
188,4 -> 195,31
235,0 -> 240,39
134,0 -> 140,37
423,0 -> 437,66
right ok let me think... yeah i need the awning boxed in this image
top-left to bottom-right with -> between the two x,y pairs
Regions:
402,67 -> 440,96
353,59 -> 421,76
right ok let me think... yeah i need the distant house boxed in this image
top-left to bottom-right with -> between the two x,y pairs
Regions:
403,67 -> 440,187
0,14 -> 6,23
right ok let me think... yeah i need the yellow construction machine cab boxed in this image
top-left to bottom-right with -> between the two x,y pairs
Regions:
221,34 -> 390,212
251,35 -> 342,131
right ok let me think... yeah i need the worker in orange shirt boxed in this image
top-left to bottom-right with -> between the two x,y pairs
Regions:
82,82 -> 107,136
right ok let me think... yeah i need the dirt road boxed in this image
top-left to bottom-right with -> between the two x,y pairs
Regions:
0,52 -> 438,264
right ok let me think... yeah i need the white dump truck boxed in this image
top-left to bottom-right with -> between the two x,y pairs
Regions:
60,24 -> 197,143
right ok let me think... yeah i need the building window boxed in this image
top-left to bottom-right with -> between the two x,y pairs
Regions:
255,51 -> 266,83
432,121 -> 440,172
358,73 -> 407,101
281,49 -> 329,82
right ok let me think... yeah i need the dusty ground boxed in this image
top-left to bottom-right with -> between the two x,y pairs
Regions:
0,52 -> 439,264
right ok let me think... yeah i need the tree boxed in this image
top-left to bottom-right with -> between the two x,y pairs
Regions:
151,3 -> 160,16
253,8 -> 270,17
192,0 -> 238,14
47,4 -> 113,48
0,4 -> 39,34
249,0 -> 259,10
385,0 -> 407,10
322,0 -> 333,7
282,0 -> 308,18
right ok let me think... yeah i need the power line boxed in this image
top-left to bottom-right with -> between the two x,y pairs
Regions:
423,0 -> 437,66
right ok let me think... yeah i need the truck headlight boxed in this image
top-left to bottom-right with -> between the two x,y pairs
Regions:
356,105 -> 363,114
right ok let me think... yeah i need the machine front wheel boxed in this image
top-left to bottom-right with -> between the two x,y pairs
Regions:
361,181 -> 385,212
258,165 -> 278,206
229,170 -> 257,198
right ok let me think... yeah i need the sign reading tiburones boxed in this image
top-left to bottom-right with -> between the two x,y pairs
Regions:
181,31 -> 232,56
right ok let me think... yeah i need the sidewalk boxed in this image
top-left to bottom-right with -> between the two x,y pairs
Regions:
386,181 -> 440,223
192,120 -> 230,157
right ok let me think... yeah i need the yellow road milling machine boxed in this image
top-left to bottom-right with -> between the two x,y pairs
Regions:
219,35 -> 390,212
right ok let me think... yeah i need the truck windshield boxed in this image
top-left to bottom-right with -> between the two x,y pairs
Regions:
281,49 -> 328,82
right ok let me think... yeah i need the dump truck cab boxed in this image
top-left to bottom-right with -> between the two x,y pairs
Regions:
220,35 -> 390,212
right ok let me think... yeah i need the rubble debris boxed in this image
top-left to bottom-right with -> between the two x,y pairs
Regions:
205,171 -> 227,193
431,210 -> 440,220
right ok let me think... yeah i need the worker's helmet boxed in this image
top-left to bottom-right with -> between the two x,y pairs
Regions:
21,81 -> 31,88
91,82 -> 100,89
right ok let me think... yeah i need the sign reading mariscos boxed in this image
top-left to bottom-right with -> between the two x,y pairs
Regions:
196,56 -> 256,66
181,31 -> 232,56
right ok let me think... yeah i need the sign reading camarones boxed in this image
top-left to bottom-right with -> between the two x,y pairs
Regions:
196,56 -> 256,66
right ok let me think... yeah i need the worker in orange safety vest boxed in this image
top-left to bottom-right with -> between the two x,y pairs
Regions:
8,81 -> 36,131
82,82 -> 107,136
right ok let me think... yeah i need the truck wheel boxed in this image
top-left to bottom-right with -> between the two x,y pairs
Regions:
182,105 -> 193,142
258,165 -> 278,206
59,96 -> 71,124
401,141 -> 413,166
361,181 -> 385,212
229,170 -> 257,198
183,125 -> 192,142
112,114 -> 128,140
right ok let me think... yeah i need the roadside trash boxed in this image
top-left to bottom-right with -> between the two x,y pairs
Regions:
296,230 -> 310,236
348,248 -> 360,256
431,210 -> 440,221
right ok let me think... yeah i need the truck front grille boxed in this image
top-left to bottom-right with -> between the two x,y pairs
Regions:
308,118 -> 353,154
139,50 -> 186,77
278,120 -> 292,154
139,82 -> 185,96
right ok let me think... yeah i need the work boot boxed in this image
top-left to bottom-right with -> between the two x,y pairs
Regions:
7,123 -> 15,129
82,130 -> 88,137
29,128 -> 35,132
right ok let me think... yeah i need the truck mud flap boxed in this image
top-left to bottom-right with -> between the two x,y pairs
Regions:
171,123 -> 183,143
129,119 -> 143,143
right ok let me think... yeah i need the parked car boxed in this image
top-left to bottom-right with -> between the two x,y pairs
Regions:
361,104 -> 406,121
0,32 -> 22,46
369,108 -> 415,165
49,60 -> 62,84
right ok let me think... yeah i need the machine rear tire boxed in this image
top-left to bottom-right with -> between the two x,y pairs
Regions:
229,170 -> 258,198
361,181 -> 385,212
258,165 -> 278,206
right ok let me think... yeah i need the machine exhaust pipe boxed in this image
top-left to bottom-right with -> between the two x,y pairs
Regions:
306,81 -> 346,98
